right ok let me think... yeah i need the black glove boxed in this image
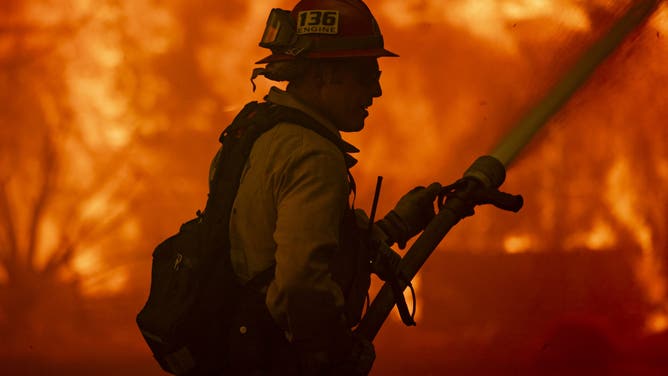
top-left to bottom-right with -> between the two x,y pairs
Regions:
369,239 -> 402,281
335,332 -> 375,376
377,182 -> 441,249
299,332 -> 375,376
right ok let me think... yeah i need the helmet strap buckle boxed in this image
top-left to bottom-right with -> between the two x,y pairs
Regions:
284,46 -> 306,56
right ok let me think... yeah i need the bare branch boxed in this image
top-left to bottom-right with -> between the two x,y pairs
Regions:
25,133 -> 57,268
34,148 -> 143,276
42,238 -> 76,276
40,176 -> 144,276
0,179 -> 19,267
0,230 -> 8,266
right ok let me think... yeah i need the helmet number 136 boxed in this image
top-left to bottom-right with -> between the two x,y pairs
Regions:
297,10 -> 339,34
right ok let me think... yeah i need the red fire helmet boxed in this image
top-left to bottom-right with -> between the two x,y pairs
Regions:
256,0 -> 398,64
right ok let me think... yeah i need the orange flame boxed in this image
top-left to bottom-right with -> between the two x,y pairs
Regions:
3,0 -> 668,373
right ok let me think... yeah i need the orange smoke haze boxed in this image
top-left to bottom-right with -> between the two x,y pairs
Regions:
1,0 -> 667,375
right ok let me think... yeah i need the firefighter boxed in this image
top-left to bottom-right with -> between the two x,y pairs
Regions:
227,0 -> 441,374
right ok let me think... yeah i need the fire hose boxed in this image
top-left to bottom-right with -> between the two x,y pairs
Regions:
355,0 -> 663,342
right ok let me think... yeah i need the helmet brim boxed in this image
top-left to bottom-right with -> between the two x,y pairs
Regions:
255,48 -> 399,64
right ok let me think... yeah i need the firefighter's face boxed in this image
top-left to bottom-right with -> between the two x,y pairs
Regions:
319,57 -> 382,132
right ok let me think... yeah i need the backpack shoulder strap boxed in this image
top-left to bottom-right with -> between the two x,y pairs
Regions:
204,101 -> 271,221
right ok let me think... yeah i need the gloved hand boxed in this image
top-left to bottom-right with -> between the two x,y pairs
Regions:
299,332 -> 375,376
369,239 -> 402,281
377,182 -> 441,249
335,332 -> 375,376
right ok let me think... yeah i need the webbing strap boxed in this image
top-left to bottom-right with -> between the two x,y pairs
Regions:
389,276 -> 416,326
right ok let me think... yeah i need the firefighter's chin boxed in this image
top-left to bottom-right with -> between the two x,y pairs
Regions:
337,109 -> 367,132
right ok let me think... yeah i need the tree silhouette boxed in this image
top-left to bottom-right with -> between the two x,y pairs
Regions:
0,1 -> 153,347
0,0 -> 257,351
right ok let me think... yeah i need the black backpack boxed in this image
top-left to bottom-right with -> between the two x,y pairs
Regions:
136,101 -> 360,375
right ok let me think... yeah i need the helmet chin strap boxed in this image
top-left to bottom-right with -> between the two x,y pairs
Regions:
248,59 -> 336,93
250,68 -> 268,92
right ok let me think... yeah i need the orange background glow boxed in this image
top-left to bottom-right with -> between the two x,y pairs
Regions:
1,1 -> 667,375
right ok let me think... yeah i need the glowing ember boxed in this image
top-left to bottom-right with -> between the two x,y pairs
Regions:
73,248 -> 129,296
582,221 -> 616,250
83,267 -> 129,296
564,220 -> 616,251
72,250 -> 103,277
503,234 -> 533,254
647,310 -> 668,333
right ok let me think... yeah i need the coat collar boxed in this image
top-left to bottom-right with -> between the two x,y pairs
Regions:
265,87 -> 360,162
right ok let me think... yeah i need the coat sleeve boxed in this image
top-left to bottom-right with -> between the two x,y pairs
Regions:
265,128 -> 352,354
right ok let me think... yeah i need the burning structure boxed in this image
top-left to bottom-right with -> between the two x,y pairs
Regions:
1,0 -> 667,375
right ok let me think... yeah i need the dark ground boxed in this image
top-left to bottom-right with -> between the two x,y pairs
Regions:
2,250 -> 667,376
